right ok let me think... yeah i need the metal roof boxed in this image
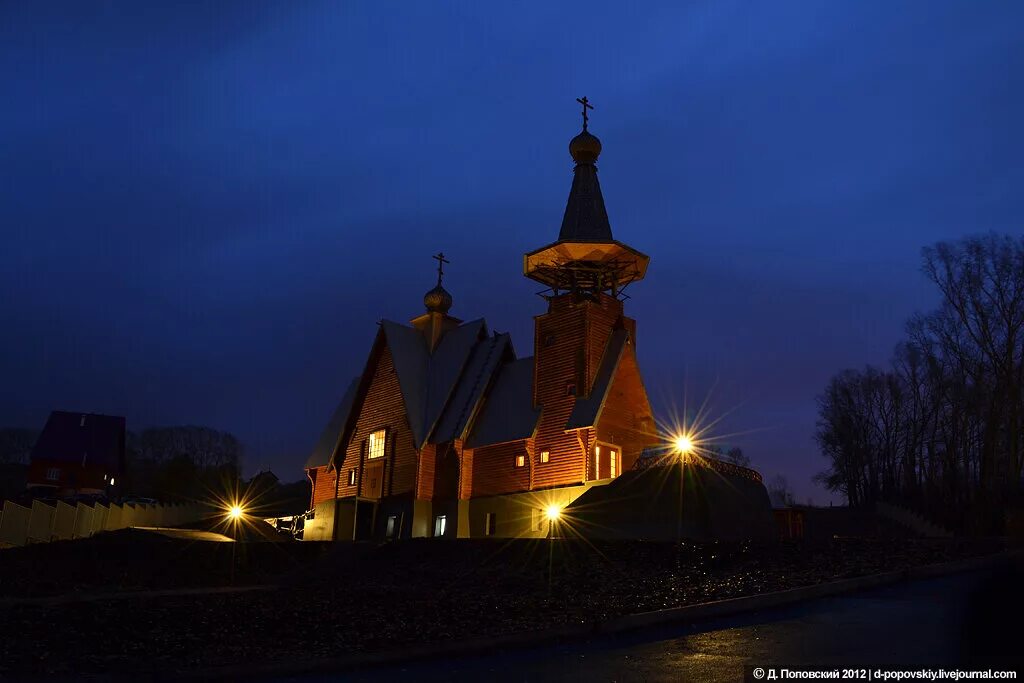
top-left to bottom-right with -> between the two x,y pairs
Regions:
380,320 -> 431,445
431,333 -> 511,443
565,328 -> 629,430
305,378 -> 360,469
466,357 -> 540,448
422,319 -> 487,444
559,163 -> 612,242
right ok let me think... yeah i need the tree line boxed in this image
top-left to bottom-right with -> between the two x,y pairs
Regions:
816,233 -> 1024,532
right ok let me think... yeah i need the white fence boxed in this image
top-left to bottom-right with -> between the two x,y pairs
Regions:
0,500 -> 207,548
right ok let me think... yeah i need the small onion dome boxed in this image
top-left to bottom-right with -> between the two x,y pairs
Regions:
423,283 -> 453,314
569,129 -> 602,164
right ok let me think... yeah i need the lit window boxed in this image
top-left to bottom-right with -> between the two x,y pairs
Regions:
368,429 -> 386,459
485,512 -> 496,536
46,467 -> 60,481
386,515 -> 398,539
434,515 -> 447,537
348,469 -> 357,486
540,450 -> 550,463
610,450 -> 618,477
515,454 -> 525,468
110,477 -> 115,486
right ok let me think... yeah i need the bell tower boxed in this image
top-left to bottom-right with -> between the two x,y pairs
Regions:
526,99 -> 649,402
526,99 -> 653,483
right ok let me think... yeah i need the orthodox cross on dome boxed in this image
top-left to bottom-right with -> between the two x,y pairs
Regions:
576,96 -> 593,130
432,251 -> 450,285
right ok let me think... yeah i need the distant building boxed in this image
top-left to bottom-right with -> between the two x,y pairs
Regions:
303,107 -> 772,541
27,411 -> 126,496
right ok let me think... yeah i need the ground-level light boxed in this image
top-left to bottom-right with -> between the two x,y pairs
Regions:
674,434 -> 694,454
228,505 -> 244,520
545,504 -> 561,521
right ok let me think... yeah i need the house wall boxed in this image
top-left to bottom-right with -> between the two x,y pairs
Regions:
593,343 -> 656,474
470,439 -> 532,497
26,458 -> 113,495
466,480 -> 607,538
531,292 -> 631,490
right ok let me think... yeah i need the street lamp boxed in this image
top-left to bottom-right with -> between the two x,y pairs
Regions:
674,434 -> 694,455
545,504 -> 561,539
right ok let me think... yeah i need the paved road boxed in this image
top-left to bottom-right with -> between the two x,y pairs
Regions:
290,566 -> 1021,682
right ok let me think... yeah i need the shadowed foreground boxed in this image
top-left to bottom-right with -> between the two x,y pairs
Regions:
308,565 -> 1022,682
0,536 -> 1003,678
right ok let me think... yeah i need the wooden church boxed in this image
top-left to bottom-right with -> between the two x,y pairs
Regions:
302,103 -> 772,541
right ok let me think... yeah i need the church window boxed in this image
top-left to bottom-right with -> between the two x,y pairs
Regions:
485,512 -> 496,536
610,449 -> 618,477
46,467 -> 60,481
565,381 -> 576,396
368,429 -> 386,459
434,515 -> 447,537
540,450 -> 550,463
544,334 -> 556,347
515,454 -> 525,468
348,469 -> 357,486
385,515 -> 398,539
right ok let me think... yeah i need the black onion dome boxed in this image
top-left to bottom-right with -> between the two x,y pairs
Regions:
569,130 -> 602,164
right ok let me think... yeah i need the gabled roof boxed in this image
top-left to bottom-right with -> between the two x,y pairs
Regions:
565,328 -> 629,430
380,320 -> 431,443
31,411 -> 126,471
559,163 -> 612,242
466,357 -> 541,448
423,319 -> 487,443
431,332 -> 512,443
305,378 -> 360,469
381,318 -> 489,448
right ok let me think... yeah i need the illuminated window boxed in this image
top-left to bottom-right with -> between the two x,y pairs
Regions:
110,477 -> 115,486
368,429 -> 386,459
46,467 -> 60,481
485,512 -> 496,536
434,515 -> 447,537
540,450 -> 550,463
610,449 -> 618,477
515,455 -> 525,467
386,515 -> 397,539
594,445 -> 601,477
348,469 -> 357,486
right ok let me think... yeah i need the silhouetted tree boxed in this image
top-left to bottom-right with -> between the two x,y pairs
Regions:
815,233 -> 1024,532
0,428 -> 38,464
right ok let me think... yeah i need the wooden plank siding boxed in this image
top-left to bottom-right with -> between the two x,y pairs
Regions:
307,344 -> 418,505
594,343 -> 656,474
306,292 -> 656,511
471,439 -> 532,496
529,292 -> 627,491
310,465 -> 339,506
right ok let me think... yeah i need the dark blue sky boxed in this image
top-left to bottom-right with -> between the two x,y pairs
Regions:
3,2 -> 1022,501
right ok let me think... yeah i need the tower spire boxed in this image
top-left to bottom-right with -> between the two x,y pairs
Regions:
523,99 -> 650,298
